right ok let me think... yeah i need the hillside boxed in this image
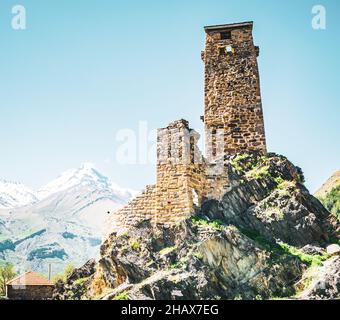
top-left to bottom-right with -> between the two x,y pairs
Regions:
315,170 -> 340,199
53,154 -> 340,300
315,170 -> 340,221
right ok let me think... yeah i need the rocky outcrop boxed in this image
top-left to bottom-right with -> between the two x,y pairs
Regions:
53,154 -> 339,300
83,221 -> 304,300
298,256 -> 340,300
52,259 -> 96,300
202,154 -> 333,247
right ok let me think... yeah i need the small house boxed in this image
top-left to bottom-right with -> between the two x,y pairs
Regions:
6,271 -> 54,300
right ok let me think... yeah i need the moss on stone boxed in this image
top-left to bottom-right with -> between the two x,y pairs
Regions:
278,242 -> 329,267
238,227 -> 329,267
159,246 -> 177,256
191,215 -> 225,231
129,238 -> 141,251
74,277 -> 89,286
245,165 -> 270,180
113,291 -> 129,300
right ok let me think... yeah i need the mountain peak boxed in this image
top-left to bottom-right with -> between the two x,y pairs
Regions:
79,162 -> 96,171
36,163 -> 135,201
36,164 -> 105,200
1,164 -> 137,208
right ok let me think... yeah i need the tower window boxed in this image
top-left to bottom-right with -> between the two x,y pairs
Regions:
220,31 -> 232,40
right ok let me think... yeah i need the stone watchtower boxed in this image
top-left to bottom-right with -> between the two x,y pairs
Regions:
202,21 -> 267,160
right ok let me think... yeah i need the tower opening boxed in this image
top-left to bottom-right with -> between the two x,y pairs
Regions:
220,31 -> 232,40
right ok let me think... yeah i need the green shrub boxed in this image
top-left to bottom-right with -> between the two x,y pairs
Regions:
245,166 -> 270,180
239,227 -> 328,267
74,277 -> 89,286
230,154 -> 252,173
52,263 -> 75,283
191,216 -> 225,231
113,291 -> 129,300
129,239 -> 141,251
0,263 -> 17,296
233,154 -> 250,163
278,242 -> 329,267
170,262 -> 181,269
193,251 -> 204,260
114,291 -> 129,300
274,177 -> 284,185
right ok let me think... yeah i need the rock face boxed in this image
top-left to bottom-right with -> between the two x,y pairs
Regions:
299,257 -> 340,300
53,154 -> 339,300
201,154 -> 333,248
52,259 -> 96,300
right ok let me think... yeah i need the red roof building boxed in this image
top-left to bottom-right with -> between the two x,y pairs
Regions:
6,271 -> 54,300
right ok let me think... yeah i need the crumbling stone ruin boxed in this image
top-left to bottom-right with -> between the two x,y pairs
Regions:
111,21 -> 268,232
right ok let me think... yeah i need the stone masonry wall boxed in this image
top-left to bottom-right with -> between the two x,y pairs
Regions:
111,120 -> 206,232
113,184 -> 157,229
155,120 -> 205,224
203,22 -> 267,159
7,285 -> 54,300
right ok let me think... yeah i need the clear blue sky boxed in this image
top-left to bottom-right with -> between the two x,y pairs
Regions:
0,0 -> 339,193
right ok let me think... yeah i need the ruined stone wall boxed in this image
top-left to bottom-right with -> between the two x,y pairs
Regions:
108,184 -> 158,235
155,163 -> 205,225
155,120 -> 205,224
111,120 -> 205,232
203,22 -> 267,158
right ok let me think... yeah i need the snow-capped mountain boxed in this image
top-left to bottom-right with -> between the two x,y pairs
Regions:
36,162 -> 135,202
0,164 -> 136,276
0,180 -> 38,209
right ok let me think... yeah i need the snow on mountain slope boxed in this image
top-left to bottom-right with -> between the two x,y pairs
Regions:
0,164 -> 137,275
36,162 -> 135,201
0,180 -> 38,209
